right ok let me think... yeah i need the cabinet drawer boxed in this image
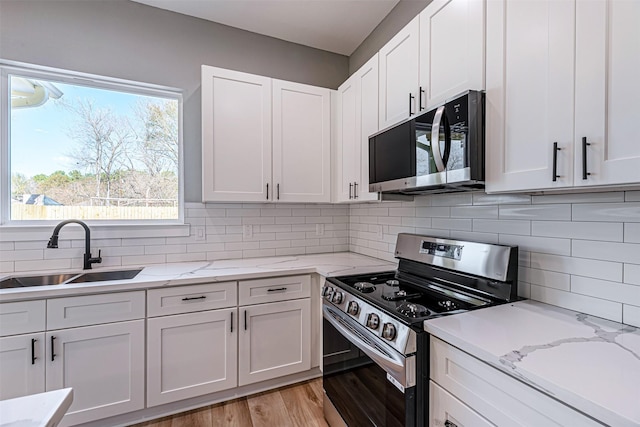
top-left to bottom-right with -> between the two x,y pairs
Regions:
239,275 -> 311,306
0,300 -> 46,336
430,337 -> 601,426
429,381 -> 492,427
147,281 -> 237,317
47,291 -> 145,330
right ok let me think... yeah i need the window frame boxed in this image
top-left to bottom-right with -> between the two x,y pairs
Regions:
0,60 -> 185,231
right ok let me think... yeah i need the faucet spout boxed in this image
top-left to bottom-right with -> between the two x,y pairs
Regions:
47,220 -> 102,270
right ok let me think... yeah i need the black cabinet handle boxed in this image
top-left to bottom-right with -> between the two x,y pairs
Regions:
349,183 -> 353,199
267,287 -> 287,292
409,93 -> 415,116
552,142 -> 561,182
230,312 -> 234,333
445,421 -> 458,427
354,182 -> 358,199
419,86 -> 425,111
181,296 -> 206,301
266,183 -> 269,200
244,310 -> 247,330
582,136 -> 591,180
31,338 -> 37,365
50,336 -> 56,362
277,183 -> 280,200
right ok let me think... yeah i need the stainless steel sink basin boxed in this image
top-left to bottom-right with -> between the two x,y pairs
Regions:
0,273 -> 79,289
0,268 -> 143,289
67,269 -> 142,284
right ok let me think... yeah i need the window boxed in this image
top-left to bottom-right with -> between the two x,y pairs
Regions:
1,63 -> 183,224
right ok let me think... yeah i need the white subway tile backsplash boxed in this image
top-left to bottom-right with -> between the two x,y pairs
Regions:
415,207 -> 450,217
572,203 -> 640,222
15,240 -> 70,250
571,276 -> 640,306
431,218 -> 472,231
531,221 -> 623,242
530,285 -> 622,322
473,219 -> 530,235
624,264 -> 640,286
624,223 -> 640,243
450,205 -> 498,219
3,250 -> 43,262
521,267 -> 571,291
166,252 -> 206,263
275,247 -> 306,256
518,282 -> 531,299
122,237 -> 165,246
243,249 -> 276,258
0,261 -> 14,273
259,240 -> 292,249
449,231 -> 499,244
626,191 -> 640,202
473,193 -> 531,205
145,244 -> 187,255
14,259 -> 72,272
187,243 -> 225,253
499,204 -> 571,221
225,241 -> 259,251
206,217 -> 242,226
0,242 -> 15,251
623,304 -> 640,328
499,235 -> 571,256
389,207 -> 416,217
242,217 -> 275,225
207,250 -> 243,260
122,254 -> 166,266
572,240 -> 640,264
44,248 -> 83,260
429,193 -> 473,206
530,253 -> 623,282
532,192 -> 625,204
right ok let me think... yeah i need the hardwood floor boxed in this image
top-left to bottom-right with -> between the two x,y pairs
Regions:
133,379 -> 328,427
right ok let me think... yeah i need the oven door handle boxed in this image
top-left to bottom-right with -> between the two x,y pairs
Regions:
323,304 -> 415,389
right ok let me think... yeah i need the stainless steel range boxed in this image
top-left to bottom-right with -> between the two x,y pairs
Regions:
322,233 -> 518,427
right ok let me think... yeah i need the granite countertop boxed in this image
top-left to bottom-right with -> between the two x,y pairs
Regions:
0,388 -> 73,427
424,300 -> 640,427
0,252 -> 396,302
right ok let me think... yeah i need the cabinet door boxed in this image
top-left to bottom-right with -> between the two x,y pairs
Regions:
379,16 -> 420,129
356,54 -> 381,202
575,0 -> 640,187
46,320 -> 144,426
485,0 -> 575,193
0,333 -> 45,400
429,381 -> 493,427
334,74 -> 359,202
147,308 -> 237,407
202,66 -> 272,202
239,298 -> 311,386
273,80 -> 331,202
419,0 -> 485,110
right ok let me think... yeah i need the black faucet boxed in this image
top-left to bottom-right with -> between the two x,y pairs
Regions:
47,220 -> 102,270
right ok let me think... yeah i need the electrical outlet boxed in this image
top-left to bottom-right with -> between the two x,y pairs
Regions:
316,223 -> 325,236
194,226 -> 206,241
243,224 -> 253,238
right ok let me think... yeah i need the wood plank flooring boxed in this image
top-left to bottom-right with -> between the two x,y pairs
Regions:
133,379 -> 328,427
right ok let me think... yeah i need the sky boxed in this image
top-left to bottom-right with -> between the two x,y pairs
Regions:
10,76 -> 171,178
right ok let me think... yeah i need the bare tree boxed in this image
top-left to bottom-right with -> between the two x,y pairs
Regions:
135,100 -> 179,176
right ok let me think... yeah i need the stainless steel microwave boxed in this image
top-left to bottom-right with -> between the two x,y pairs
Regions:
368,90 -> 484,194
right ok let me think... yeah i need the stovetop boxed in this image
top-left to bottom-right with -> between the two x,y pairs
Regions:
326,270 -> 490,326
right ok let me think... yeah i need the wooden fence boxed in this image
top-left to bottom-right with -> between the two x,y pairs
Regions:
11,204 -> 179,220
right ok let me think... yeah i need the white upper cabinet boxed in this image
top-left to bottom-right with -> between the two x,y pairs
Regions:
272,80 -> 332,202
485,0 -> 575,193
334,54 -> 380,203
379,16 -> 420,129
419,0 -> 485,110
574,0 -> 640,187
202,66 -> 272,202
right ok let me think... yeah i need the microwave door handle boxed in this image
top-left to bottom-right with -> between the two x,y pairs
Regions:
430,106 -> 447,172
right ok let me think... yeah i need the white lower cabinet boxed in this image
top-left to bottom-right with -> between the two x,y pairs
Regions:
430,337 -> 601,427
239,298 -> 311,386
0,332 -> 45,400
429,381 -> 492,427
146,308 -> 237,407
46,320 -> 145,426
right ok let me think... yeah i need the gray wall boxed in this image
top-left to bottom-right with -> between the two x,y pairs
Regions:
0,0 -> 349,202
349,0 -> 431,74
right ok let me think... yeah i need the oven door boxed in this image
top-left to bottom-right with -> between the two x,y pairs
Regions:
322,303 -> 416,427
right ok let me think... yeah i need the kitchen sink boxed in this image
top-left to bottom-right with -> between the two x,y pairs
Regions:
67,269 -> 142,284
0,273 -> 79,289
0,268 -> 143,289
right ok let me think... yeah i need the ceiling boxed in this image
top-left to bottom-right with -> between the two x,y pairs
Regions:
130,0 -> 400,56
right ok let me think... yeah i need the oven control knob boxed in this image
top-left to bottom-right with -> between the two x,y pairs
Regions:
386,279 -> 400,286
382,323 -> 397,341
366,313 -> 380,330
322,286 -> 333,298
347,301 -> 360,316
332,291 -> 344,304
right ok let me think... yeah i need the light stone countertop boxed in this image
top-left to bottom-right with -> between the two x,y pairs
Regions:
0,388 -> 73,427
424,300 -> 640,427
0,252 -> 396,302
